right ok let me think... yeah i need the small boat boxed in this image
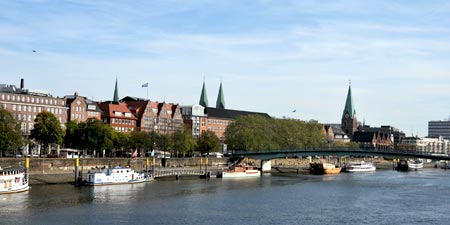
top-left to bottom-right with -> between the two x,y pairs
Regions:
396,159 -> 424,171
221,165 -> 260,178
310,162 -> 341,175
344,161 -> 376,172
85,166 -> 151,186
0,166 -> 29,194
407,159 -> 424,170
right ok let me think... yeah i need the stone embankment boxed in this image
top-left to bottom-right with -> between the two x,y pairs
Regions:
0,157 -> 441,184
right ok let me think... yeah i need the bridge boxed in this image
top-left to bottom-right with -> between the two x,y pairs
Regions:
232,148 -> 450,161
151,168 -> 223,179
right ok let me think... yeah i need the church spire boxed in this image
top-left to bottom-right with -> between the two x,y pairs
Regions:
216,81 -> 225,109
199,80 -> 208,107
113,77 -> 119,103
343,81 -> 356,119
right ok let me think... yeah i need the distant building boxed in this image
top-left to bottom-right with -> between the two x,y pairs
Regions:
122,96 -> 183,134
352,130 -> 394,150
181,104 -> 208,139
401,136 -> 450,155
429,120 -> 450,139
341,83 -> 357,139
0,79 -> 68,135
65,92 -> 101,122
323,124 -> 351,143
98,101 -> 137,133
183,81 -> 270,142
358,125 -> 405,144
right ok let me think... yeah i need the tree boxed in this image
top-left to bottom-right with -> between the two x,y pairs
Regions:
30,111 -> 64,156
129,131 -> 151,156
172,125 -> 197,157
0,107 -> 23,156
197,130 -> 220,154
224,115 -> 326,151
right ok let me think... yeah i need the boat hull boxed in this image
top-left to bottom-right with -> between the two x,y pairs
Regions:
345,161 -> 376,172
222,170 -> 260,178
310,163 -> 341,175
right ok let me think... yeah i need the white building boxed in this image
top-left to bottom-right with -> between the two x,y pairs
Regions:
401,136 -> 450,155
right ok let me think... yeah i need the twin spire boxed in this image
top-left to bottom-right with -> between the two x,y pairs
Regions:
199,81 -> 225,109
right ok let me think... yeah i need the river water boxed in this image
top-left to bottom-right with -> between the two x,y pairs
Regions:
1,169 -> 450,225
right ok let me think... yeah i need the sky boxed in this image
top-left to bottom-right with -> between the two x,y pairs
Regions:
1,0 -> 450,137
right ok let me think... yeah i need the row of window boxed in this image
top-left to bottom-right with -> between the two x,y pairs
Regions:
113,126 -> 135,132
208,119 -> 230,125
1,94 -> 64,106
10,104 -> 64,115
15,114 -> 63,123
111,118 -> 135,125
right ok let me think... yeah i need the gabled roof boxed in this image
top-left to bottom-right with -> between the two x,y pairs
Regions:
352,131 -> 375,142
199,81 -> 208,107
98,102 -> 137,120
216,82 -> 225,109
205,107 -> 270,120
342,84 -> 356,119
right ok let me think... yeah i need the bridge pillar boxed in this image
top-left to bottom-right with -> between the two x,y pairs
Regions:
261,160 -> 272,172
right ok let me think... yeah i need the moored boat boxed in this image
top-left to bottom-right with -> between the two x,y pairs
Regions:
0,166 -> 29,194
85,166 -> 151,186
396,159 -> 424,171
344,161 -> 376,172
407,159 -> 424,171
310,162 -> 341,175
221,165 -> 260,178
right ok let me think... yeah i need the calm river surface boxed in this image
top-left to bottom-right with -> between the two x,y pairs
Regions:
1,169 -> 450,225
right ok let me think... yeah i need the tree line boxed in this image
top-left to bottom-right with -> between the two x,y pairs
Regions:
0,107 -> 357,157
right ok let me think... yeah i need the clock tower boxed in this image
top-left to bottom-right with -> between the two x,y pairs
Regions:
341,82 -> 357,139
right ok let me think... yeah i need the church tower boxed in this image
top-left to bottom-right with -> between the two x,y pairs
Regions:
199,81 -> 208,107
216,81 -> 225,109
113,77 -> 119,103
341,82 -> 357,139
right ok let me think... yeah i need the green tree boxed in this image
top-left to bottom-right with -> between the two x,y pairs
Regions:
129,131 -> 151,157
30,111 -> 64,156
0,107 -> 23,156
225,115 -> 326,151
63,120 -> 80,149
197,130 -> 220,154
172,125 -> 197,157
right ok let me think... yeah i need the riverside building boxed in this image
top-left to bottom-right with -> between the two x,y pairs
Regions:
0,79 -> 68,136
429,120 -> 450,139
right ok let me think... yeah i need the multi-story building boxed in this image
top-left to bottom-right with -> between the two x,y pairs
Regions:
429,120 -> 450,139
0,79 -> 68,135
65,92 -> 101,122
401,136 -> 450,155
98,101 -> 137,133
181,104 -> 208,139
122,97 -> 183,134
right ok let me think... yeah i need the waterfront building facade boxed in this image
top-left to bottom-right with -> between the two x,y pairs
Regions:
181,104 -> 208,139
352,130 -> 394,150
65,92 -> 101,122
429,120 -> 450,139
122,97 -> 183,134
323,124 -> 351,143
0,80 -> 68,136
401,136 -> 450,155
98,101 -> 137,133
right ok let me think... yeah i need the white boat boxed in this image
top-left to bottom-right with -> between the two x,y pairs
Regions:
85,166 -> 151,186
222,165 -> 260,178
345,161 -> 376,172
0,166 -> 29,194
407,159 -> 424,170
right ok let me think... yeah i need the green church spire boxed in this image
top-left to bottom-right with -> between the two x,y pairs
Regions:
113,77 -> 119,103
216,82 -> 225,109
199,81 -> 208,107
343,82 -> 356,119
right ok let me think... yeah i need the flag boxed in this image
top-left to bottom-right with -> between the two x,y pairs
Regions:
151,149 -> 155,157
132,150 -> 138,158
141,83 -> 149,88
292,109 -> 296,113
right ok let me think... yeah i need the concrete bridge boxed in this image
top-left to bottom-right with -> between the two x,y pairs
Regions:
232,148 -> 450,172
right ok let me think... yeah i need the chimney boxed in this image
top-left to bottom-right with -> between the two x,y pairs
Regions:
20,78 -> 24,89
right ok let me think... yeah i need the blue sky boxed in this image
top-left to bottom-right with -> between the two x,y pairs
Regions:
1,0 -> 450,137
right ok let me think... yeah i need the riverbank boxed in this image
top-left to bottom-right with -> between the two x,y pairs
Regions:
1,157 -> 442,185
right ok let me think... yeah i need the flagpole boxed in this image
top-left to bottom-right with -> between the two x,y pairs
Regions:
147,86 -> 149,100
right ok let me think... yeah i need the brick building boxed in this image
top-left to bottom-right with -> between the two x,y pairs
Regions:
0,79 -> 68,135
65,92 -> 101,122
